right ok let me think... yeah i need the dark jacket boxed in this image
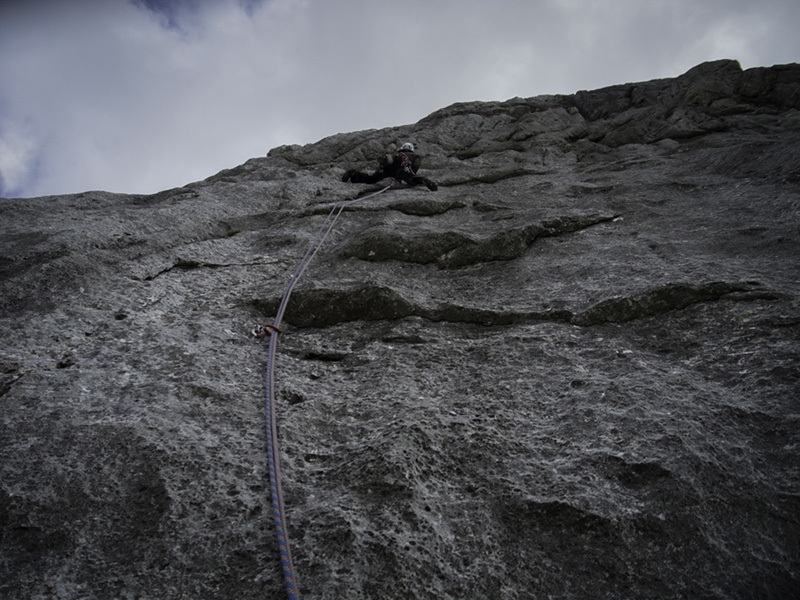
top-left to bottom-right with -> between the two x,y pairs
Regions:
342,149 -> 437,191
379,149 -> 422,184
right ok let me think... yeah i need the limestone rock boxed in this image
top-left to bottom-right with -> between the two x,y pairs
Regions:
2,60 -> 799,599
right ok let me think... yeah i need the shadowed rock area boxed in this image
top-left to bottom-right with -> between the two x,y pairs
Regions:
2,59 -> 799,599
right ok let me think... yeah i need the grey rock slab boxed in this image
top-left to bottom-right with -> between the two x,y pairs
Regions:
2,60 -> 799,599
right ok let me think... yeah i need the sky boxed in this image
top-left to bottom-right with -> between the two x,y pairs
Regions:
0,0 -> 798,199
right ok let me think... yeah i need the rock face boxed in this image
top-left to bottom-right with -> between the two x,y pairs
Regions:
2,59 -> 799,599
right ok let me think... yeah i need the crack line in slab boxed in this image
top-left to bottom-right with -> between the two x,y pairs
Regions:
253,281 -> 778,329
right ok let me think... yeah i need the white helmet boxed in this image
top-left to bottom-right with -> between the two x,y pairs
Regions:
399,142 -> 415,152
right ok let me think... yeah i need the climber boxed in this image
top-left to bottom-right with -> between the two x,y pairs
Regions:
341,142 -> 438,191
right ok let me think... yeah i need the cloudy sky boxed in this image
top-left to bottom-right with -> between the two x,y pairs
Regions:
1,0 -> 798,199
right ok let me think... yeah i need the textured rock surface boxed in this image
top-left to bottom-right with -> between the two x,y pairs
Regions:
2,59 -> 799,599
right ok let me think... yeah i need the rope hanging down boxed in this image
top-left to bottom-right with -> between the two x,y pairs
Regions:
255,184 -> 392,599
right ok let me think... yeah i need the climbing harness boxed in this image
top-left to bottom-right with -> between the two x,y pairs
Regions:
255,184 -> 392,599
252,323 -> 282,339
398,152 -> 414,175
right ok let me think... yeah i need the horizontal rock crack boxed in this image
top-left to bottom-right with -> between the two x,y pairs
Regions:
142,258 -> 272,281
340,213 -> 618,269
253,281 -> 772,328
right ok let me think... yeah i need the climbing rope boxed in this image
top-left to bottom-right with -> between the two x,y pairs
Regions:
255,184 -> 392,599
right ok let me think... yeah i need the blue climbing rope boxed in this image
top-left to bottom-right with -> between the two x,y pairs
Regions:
258,185 -> 392,599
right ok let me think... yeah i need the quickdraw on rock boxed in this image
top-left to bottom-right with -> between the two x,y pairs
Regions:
251,323 -> 282,339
